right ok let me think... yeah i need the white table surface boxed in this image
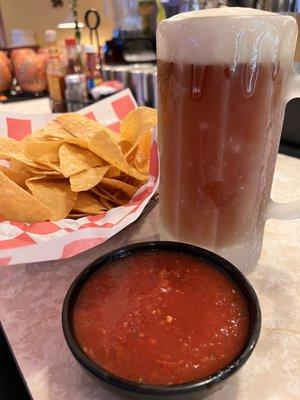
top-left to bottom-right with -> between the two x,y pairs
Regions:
0,99 -> 299,399
0,98 -> 52,114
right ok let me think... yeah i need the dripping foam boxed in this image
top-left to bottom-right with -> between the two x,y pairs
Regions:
157,7 -> 297,66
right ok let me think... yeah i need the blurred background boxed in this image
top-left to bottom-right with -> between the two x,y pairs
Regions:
0,1 -> 299,48
0,0 -> 114,48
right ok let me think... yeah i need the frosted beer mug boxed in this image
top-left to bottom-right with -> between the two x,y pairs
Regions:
157,8 -> 300,273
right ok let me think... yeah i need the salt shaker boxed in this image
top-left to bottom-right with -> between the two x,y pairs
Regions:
65,74 -> 88,112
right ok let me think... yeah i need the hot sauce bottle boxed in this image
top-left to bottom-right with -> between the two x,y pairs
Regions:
84,45 -> 102,97
65,38 -> 83,74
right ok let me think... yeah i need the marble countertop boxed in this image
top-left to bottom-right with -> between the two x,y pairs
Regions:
0,95 -> 299,399
0,152 -> 299,399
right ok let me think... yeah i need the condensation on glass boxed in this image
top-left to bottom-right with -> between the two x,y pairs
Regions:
157,7 -> 300,273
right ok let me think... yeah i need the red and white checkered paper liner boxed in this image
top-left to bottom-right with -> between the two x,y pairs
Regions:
0,89 -> 159,266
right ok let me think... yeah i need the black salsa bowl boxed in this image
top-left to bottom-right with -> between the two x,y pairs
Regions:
62,241 -> 261,399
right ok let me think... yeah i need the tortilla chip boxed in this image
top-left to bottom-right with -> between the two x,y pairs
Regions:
87,132 -> 145,181
0,137 -> 59,174
25,141 -> 61,162
88,131 -> 129,173
0,137 -> 41,168
68,213 -> 88,219
20,134 -> 35,144
134,131 -> 152,175
105,166 -> 121,179
73,191 -> 107,214
101,177 -> 137,198
56,113 -> 121,143
70,166 -> 109,192
91,185 -> 123,208
127,166 -> 148,181
35,158 -> 62,173
119,139 -> 134,156
122,174 -> 144,189
97,186 -> 129,206
125,141 -> 139,163
56,113 -> 97,138
57,116 -> 147,181
63,137 -> 89,149
9,159 -> 24,171
35,121 -> 74,141
8,160 -> 43,178
98,195 -> 114,210
0,171 -> 53,222
9,159 -> 51,174
59,143 -> 103,178
120,107 -> 157,144
25,165 -> 62,176
26,178 -> 77,221
0,165 -> 29,189
0,135 -> 61,175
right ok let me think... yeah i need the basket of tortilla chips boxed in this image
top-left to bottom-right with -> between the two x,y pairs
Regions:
0,90 -> 159,266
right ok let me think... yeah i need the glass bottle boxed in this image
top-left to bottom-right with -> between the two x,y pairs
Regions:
65,38 -> 82,74
179,0 -> 202,12
65,74 -> 88,112
45,30 -> 67,112
138,0 -> 156,37
85,45 -> 103,96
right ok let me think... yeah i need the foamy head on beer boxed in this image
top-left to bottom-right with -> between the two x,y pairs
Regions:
157,7 -> 297,70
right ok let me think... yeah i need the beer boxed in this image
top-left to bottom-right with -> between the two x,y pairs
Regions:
157,8 -> 297,271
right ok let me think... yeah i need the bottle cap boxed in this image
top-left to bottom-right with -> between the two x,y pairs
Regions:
45,30 -> 57,43
65,38 -> 76,46
85,45 -> 96,54
65,74 -> 85,84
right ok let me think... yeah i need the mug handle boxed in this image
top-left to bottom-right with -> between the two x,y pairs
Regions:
266,71 -> 300,220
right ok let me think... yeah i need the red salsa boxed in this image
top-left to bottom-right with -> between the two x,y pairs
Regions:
72,250 -> 249,385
